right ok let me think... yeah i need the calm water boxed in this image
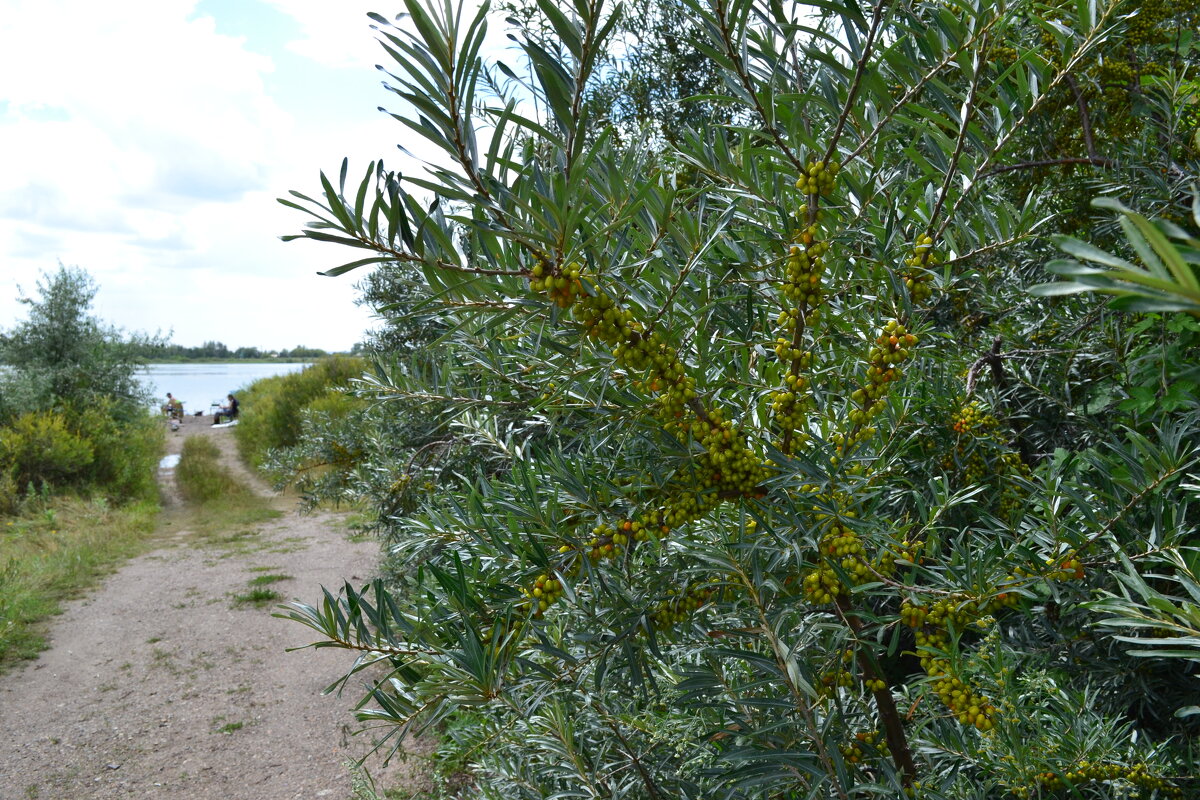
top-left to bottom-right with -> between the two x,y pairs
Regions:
139,362 -> 312,413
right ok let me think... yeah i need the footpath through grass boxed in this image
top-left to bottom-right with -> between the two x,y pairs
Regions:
0,497 -> 159,671
0,433 -> 280,673
171,436 -> 281,539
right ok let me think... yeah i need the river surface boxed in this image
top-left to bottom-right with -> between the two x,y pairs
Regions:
139,362 -> 312,414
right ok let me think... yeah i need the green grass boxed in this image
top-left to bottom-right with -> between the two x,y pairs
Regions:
247,572 -> 291,586
0,497 -> 159,672
216,721 -> 244,734
175,437 -> 251,505
170,436 -> 280,538
232,587 -> 282,607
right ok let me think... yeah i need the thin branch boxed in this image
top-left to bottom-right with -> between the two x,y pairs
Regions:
712,0 -> 805,173
844,8 -> 1006,164
927,37 -> 987,239
980,336 -> 1038,467
1065,73 -> 1097,159
938,0 -> 1121,236
728,557 -> 849,800
942,233 -> 1036,266
1083,463 -> 1187,550
592,700 -> 668,800
823,0 -> 889,166
836,600 -> 919,786
979,156 -> 1114,179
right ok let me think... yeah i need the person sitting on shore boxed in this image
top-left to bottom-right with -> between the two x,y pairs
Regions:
161,393 -> 184,421
213,394 -> 239,425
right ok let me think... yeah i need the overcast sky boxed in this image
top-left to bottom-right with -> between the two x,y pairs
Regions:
0,0 -> 462,352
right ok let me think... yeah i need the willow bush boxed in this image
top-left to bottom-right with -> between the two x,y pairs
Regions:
281,1 -> 1199,797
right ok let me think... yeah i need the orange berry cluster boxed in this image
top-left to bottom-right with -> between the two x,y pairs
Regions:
795,159 -> 840,196
996,451 -> 1031,517
771,159 -> 838,452
901,593 -> 1008,731
941,447 -> 988,483
927,659 -> 997,731
1124,0 -> 1190,48
1013,761 -> 1181,799
819,648 -> 857,690
769,370 -> 813,450
902,594 -> 1005,646
688,406 -> 771,497
586,521 -> 632,560
772,221 -> 829,451
780,228 -> 828,312
529,258 -> 583,308
531,253 -> 699,428
950,401 -> 998,435
901,235 -> 938,304
1021,551 -> 1084,582
802,520 -> 871,604
875,537 -> 925,576
833,321 -> 916,458
530,245 -> 767,537
522,424 -> 766,619
840,730 -> 889,765
613,327 -> 697,423
614,490 -> 717,554
998,552 -> 1087,598
1054,555 -> 1085,581
521,572 -> 566,618
942,402 -> 1029,515
534,458 -> 763,616
572,284 -> 634,346
651,577 -> 722,627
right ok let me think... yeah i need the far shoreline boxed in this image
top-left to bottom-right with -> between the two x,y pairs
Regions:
139,357 -> 334,364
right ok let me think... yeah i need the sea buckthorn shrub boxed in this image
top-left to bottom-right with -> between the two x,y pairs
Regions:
279,1 -> 1200,798
233,355 -> 366,468
0,411 -> 93,493
67,400 -> 163,504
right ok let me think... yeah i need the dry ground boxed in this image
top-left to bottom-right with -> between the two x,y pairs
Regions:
0,418 -> 429,799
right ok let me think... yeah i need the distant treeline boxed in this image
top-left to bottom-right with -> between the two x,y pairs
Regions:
127,341 -> 344,361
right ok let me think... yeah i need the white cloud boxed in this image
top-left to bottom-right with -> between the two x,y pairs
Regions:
0,0 -> 384,350
261,0 -> 385,70
0,0 -> 533,352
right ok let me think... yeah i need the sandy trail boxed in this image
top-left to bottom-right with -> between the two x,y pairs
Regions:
0,418 -> 427,799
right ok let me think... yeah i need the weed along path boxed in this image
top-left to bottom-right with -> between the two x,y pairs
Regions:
0,421 -> 428,799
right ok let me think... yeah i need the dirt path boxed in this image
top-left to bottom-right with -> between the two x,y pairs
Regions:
0,418 -> 429,799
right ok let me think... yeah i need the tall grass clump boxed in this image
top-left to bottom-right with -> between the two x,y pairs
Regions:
234,356 -> 365,468
175,436 -> 250,505
172,435 -> 279,538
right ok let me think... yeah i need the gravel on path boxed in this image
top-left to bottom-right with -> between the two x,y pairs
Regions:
0,418 -> 428,800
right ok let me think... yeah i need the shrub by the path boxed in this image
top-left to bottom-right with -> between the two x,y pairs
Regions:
234,356 -> 365,469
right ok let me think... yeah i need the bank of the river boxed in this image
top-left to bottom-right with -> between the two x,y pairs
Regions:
0,359 -> 325,367
139,362 -> 314,413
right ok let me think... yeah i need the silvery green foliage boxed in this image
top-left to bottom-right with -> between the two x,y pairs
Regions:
279,1 -> 1200,797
